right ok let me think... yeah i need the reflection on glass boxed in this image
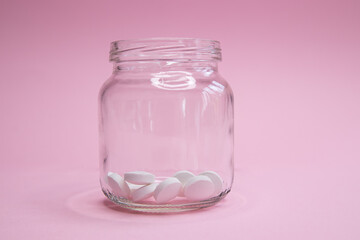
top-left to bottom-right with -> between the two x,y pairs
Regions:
150,71 -> 196,90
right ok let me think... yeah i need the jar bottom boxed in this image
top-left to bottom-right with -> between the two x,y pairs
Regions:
102,188 -> 230,213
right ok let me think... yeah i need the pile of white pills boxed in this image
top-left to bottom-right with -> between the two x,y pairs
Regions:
107,170 -> 223,203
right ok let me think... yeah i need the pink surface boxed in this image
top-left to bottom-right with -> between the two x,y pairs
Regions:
1,0 -> 360,239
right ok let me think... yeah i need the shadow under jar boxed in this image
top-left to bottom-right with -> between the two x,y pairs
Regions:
99,38 -> 234,212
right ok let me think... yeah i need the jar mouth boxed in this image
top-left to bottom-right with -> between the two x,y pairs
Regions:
109,38 -> 221,62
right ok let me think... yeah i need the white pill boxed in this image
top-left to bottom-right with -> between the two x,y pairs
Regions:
132,183 -> 159,202
124,171 -> 155,185
184,175 -> 214,201
173,170 -> 195,184
173,170 -> 195,197
154,177 -> 182,203
107,172 -> 131,198
200,171 -> 223,196
128,183 -> 143,192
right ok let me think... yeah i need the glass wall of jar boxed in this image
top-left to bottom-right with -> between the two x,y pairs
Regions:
99,38 -> 234,212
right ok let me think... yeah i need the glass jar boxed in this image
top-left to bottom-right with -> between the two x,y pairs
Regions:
99,38 -> 234,212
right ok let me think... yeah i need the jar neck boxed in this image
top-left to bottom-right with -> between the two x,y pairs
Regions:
109,38 -> 221,75
113,60 -> 218,73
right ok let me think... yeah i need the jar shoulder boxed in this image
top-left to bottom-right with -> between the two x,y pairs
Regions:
99,72 -> 233,98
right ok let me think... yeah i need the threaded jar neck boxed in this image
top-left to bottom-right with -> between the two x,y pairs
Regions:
109,38 -> 222,63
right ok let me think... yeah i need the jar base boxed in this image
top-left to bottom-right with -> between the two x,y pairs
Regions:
102,188 -> 230,213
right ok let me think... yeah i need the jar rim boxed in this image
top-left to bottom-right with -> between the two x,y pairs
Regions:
111,37 -> 220,45
109,37 -> 221,62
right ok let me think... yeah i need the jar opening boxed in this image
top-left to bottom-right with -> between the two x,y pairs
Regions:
109,38 -> 221,63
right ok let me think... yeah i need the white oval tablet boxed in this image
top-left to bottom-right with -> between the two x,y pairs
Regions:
173,170 -> 195,184
124,171 -> 155,185
200,171 -> 223,196
132,183 -> 159,202
173,170 -> 195,197
128,183 -> 143,193
184,175 -> 214,201
107,172 -> 131,198
154,177 -> 182,203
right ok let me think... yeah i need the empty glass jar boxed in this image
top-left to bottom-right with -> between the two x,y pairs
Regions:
99,38 -> 234,212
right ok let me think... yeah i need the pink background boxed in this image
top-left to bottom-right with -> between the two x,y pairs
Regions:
1,0 -> 360,239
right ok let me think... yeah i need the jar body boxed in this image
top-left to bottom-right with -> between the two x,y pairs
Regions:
99,39 -> 234,212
